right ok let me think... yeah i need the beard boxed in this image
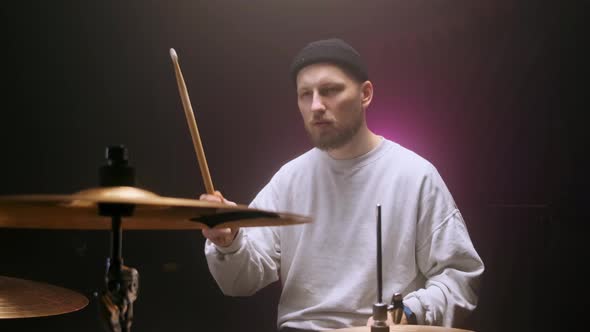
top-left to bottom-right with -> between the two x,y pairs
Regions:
305,112 -> 363,151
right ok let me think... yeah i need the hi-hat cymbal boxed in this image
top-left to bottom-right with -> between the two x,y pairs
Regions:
0,276 -> 89,319
0,186 -> 311,230
326,326 -> 474,332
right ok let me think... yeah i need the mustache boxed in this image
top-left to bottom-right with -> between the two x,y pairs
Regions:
311,115 -> 333,122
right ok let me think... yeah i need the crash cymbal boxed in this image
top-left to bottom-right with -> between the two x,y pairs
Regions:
326,326 -> 474,332
0,186 -> 311,230
0,276 -> 88,319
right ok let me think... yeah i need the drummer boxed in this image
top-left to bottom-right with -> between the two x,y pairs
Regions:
200,38 -> 484,332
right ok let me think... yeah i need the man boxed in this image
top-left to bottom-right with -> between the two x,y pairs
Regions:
201,38 -> 484,332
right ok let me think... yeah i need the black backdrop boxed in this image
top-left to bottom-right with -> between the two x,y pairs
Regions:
1,1 -> 587,332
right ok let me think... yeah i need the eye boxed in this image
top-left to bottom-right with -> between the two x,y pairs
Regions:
321,86 -> 342,96
298,91 -> 311,99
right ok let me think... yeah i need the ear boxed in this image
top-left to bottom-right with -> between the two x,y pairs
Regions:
360,80 -> 373,110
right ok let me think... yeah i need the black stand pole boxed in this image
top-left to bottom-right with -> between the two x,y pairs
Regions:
371,204 -> 389,332
99,211 -> 139,332
97,146 -> 140,332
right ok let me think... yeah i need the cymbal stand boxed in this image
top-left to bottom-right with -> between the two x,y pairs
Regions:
97,146 -> 140,332
371,204 -> 388,332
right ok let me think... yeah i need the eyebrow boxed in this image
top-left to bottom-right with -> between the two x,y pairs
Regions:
298,81 -> 346,93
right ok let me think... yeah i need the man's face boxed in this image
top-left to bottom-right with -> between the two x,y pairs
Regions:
296,63 -> 368,151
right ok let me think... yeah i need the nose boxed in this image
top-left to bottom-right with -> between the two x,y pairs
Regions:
310,91 -> 326,113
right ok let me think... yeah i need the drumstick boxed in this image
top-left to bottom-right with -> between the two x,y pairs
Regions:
169,48 -> 215,195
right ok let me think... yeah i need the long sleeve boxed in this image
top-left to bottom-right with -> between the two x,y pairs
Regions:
204,180 -> 282,296
403,166 -> 484,327
202,140 -> 485,330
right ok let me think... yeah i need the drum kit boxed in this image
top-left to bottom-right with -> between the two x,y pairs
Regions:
328,327 -> 474,332
0,145 -> 310,330
0,49 -> 473,332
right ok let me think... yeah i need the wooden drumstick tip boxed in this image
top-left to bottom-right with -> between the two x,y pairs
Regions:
169,48 -> 177,60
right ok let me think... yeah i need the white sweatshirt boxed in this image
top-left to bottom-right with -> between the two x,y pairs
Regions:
204,138 -> 484,331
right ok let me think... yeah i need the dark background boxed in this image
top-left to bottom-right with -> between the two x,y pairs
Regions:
1,1 -> 587,331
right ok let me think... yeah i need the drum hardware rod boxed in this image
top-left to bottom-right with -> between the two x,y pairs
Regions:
377,204 -> 383,304
371,204 -> 389,331
99,211 -> 139,332
97,146 -> 140,332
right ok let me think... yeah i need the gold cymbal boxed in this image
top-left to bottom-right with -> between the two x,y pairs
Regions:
0,276 -> 89,319
0,186 -> 311,230
326,326 -> 474,332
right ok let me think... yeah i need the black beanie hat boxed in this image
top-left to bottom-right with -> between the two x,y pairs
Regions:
289,38 -> 368,83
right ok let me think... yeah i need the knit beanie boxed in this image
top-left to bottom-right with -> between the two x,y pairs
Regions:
289,38 -> 368,83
